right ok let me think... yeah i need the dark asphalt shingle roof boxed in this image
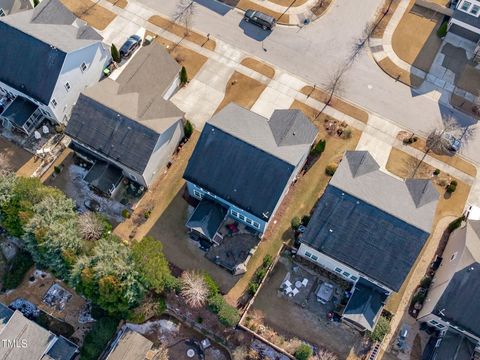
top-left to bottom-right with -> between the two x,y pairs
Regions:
343,278 -> 388,331
186,199 -> 227,240
67,94 -> 161,174
300,186 -> 431,291
0,0 -> 103,104
184,123 -> 295,220
1,96 -> 38,127
184,104 -> 317,220
431,221 -> 480,337
453,8 -> 480,30
434,330 -> 477,360
84,161 -> 124,194
43,336 -> 78,360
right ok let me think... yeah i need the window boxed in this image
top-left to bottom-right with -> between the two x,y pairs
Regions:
461,1 -> 472,11
351,276 -> 358,281
130,174 -> 137,181
437,324 -> 445,329
430,320 -> 438,325
193,189 -> 202,199
253,221 -> 260,229
471,5 -> 480,15
80,62 -> 87,72
334,267 -> 342,273
305,252 -> 312,258
246,218 -> 253,225
51,99 -> 57,108
0,8 -> 5,17
231,210 -> 239,218
311,255 -> 318,261
343,272 -> 350,277
239,214 -> 245,221
65,82 -> 71,91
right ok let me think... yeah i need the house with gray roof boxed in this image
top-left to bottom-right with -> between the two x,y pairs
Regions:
297,151 -> 439,331
448,0 -> 480,42
104,327 -> 157,360
418,219 -> 480,349
66,43 -> 184,194
0,0 -> 32,17
0,0 -> 110,135
183,103 -> 318,241
0,303 -> 78,360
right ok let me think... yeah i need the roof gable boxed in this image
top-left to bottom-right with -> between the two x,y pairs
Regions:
406,179 -> 439,208
269,109 -> 318,147
345,151 -> 380,178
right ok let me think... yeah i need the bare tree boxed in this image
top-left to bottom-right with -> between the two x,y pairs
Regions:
349,21 -> 375,65
312,349 -> 338,360
180,271 -> 208,308
78,212 -> 104,241
173,0 -> 196,35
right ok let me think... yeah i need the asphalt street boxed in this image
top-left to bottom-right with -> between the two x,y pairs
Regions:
137,0 -> 480,164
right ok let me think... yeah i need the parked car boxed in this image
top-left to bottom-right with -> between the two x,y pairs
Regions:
244,9 -> 276,31
120,35 -> 142,58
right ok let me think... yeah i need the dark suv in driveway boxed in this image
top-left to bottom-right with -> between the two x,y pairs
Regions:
244,9 -> 276,31
120,35 -> 142,58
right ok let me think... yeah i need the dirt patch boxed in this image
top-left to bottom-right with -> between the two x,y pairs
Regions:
147,32 -> 208,79
0,136 -> 33,173
216,72 -> 267,113
240,57 -> 275,79
106,0 -> 128,9
397,131 -> 477,177
392,5 -> 443,72
60,0 -> 116,30
377,57 -> 424,88
236,0 -> 289,24
0,268 -> 90,345
300,86 -> 369,123
148,16 -> 216,51
225,101 -> 361,305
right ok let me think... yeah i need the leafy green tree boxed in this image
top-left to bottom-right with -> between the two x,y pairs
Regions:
111,44 -> 121,62
81,317 -> 119,360
184,120 -> 193,139
131,236 -> 171,294
369,316 -> 391,342
23,195 -> 82,278
218,302 -> 240,327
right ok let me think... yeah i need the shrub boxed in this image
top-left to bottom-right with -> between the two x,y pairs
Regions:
446,183 -> 457,193
437,21 -> 448,38
111,44 -> 121,63
412,291 -> 426,305
180,66 -> 188,85
218,303 -> 240,327
203,273 -> 220,297
3,251 -> 34,290
310,139 -> 326,156
340,128 -> 352,139
262,254 -> 273,268
294,344 -> 312,360
80,317 -> 119,360
325,163 -> 338,176
207,293 -> 225,313
184,120 -> 193,139
156,296 -> 166,315
121,209 -> 131,218
433,169 -> 440,176
143,210 -> 151,219
420,276 -> 432,289
54,166 -> 61,174
448,216 -> 465,231
301,215 -> 311,226
450,180 -> 458,186
369,316 -> 390,342
291,216 -> 301,230
247,281 -> 259,295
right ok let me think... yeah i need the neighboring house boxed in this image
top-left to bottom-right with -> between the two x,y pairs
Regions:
0,302 -> 79,360
66,43 -> 184,195
418,220 -> 480,353
449,0 -> 480,42
0,0 -> 110,135
104,327 -> 157,360
298,151 -> 439,331
183,103 -> 318,239
0,0 -> 32,16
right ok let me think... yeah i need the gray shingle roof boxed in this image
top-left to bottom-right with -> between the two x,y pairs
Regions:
0,0 -> 103,104
0,0 -> 32,15
186,199 -> 227,240
209,104 -> 317,166
66,44 -> 184,175
300,185 -> 431,291
330,151 -> 438,233
434,330 -> 477,360
343,278 -> 388,331
184,105 -> 316,220
1,96 -> 38,127
432,221 -> 480,337
43,336 -> 78,360
453,8 -> 480,30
